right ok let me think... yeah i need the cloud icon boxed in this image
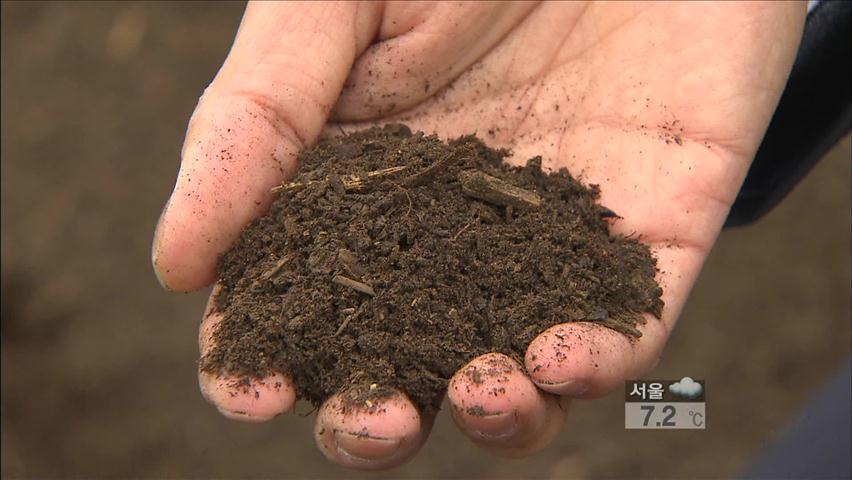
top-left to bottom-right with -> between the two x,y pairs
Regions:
669,377 -> 703,399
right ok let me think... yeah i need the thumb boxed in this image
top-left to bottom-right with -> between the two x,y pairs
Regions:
152,1 -> 381,292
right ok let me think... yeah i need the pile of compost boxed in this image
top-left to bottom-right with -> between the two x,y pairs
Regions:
201,124 -> 663,412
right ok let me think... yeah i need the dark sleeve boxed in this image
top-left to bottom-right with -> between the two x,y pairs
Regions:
740,360 -> 852,480
725,0 -> 852,227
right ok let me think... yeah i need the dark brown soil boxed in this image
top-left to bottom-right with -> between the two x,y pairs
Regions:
201,124 -> 663,412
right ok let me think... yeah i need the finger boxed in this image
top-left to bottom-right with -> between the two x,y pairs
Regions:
332,2 -> 537,121
152,1 -> 382,292
525,321 -> 655,398
199,370 -> 295,423
447,353 -> 566,456
525,244 -> 699,398
314,388 -> 431,470
198,286 -> 297,422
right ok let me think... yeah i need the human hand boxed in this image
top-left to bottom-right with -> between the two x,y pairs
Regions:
152,1 -> 805,469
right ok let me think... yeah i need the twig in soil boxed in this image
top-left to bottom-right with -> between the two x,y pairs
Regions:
402,147 -> 469,187
252,255 -> 291,288
331,275 -> 376,296
346,166 -> 409,191
394,184 -> 413,217
459,170 -> 542,208
278,298 -> 286,322
271,166 -> 408,194
452,221 -> 473,240
334,315 -> 353,337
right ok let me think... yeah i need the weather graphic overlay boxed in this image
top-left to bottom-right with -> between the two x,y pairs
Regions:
625,378 -> 706,429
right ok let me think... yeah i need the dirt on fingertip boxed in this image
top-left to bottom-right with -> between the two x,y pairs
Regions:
200,124 -> 663,413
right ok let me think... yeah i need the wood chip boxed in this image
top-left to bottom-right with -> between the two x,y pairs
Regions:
459,170 -> 542,208
337,248 -> 367,277
331,275 -> 376,296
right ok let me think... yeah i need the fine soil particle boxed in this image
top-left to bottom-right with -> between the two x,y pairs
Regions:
201,124 -> 663,413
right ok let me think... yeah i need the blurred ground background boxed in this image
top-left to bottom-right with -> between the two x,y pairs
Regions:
1,2 -> 849,479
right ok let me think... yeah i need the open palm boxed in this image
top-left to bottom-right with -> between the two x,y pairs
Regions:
153,1 -> 805,470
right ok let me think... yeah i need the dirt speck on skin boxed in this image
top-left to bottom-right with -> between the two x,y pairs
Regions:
201,124 -> 663,413
465,405 -> 488,417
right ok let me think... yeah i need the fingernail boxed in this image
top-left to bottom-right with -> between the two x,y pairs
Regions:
151,199 -> 170,290
468,410 -> 519,439
216,406 -> 274,423
152,259 -> 169,290
534,378 -> 589,396
334,430 -> 401,461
